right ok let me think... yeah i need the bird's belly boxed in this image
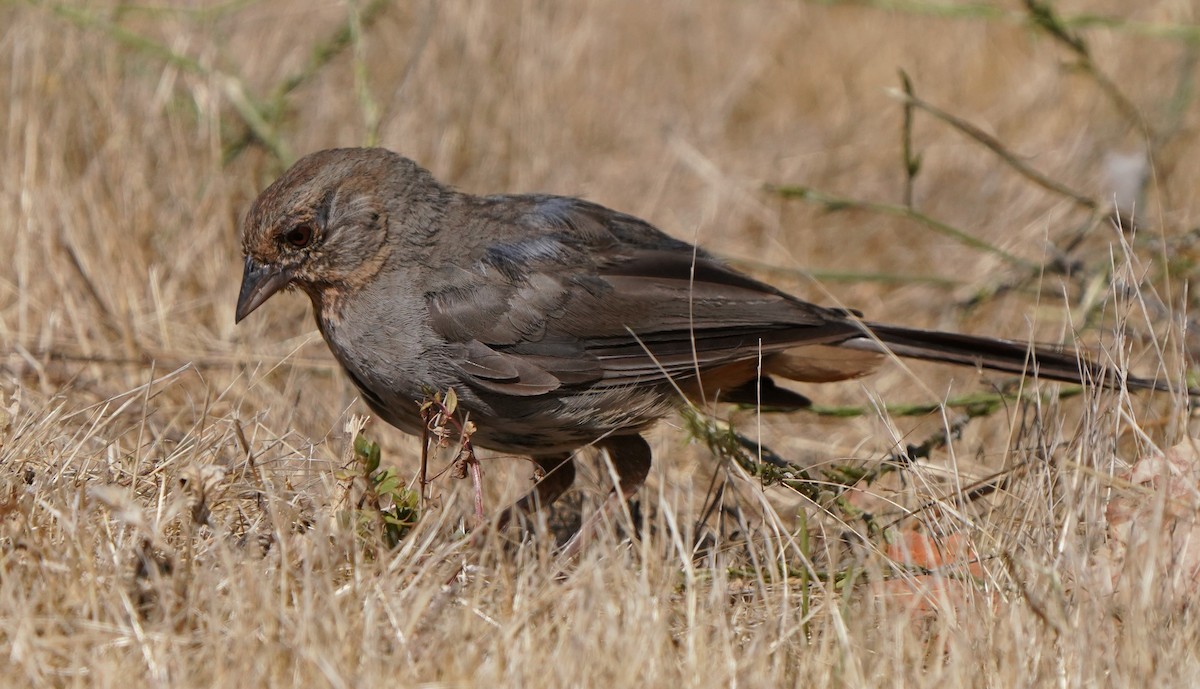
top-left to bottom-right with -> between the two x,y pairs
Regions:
318,304 -> 678,454
464,384 -> 678,455
342,363 -> 677,455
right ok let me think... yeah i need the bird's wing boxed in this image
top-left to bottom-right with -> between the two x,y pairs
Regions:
426,196 -> 858,396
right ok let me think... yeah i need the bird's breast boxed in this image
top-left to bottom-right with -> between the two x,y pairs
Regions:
312,291 -> 449,432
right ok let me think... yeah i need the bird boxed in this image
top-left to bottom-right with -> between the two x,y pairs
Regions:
236,147 -> 1166,541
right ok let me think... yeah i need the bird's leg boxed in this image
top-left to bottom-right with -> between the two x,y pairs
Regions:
560,434 -> 652,558
479,452 -> 576,540
597,434 -> 653,499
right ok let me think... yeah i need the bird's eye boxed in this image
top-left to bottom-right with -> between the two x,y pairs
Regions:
284,223 -> 315,249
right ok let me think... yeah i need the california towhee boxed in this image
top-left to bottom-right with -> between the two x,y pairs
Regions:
236,147 -> 1162,536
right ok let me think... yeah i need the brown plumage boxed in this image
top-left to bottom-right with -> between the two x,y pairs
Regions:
237,147 -> 1165,543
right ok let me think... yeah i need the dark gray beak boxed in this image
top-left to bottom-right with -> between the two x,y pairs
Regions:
235,257 -> 291,323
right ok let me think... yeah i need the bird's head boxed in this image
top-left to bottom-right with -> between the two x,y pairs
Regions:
236,147 -> 431,323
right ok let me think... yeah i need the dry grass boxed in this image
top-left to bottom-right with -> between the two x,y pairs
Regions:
3,1 -> 1200,686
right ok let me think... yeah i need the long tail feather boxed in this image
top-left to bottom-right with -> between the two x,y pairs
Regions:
855,322 -> 1170,392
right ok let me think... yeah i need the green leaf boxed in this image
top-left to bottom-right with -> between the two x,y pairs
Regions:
382,513 -> 415,528
375,473 -> 402,496
396,488 -> 420,509
354,433 -> 382,474
353,433 -> 372,461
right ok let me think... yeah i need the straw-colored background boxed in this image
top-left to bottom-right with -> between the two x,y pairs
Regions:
3,1 -> 1199,687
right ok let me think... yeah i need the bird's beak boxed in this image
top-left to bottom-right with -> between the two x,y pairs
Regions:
235,257 -> 291,323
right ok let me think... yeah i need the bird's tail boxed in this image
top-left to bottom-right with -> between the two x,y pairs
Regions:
851,322 -> 1172,393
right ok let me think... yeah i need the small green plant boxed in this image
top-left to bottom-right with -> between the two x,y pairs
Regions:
337,422 -> 420,551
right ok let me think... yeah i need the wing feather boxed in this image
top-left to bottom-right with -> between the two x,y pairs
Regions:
425,196 -> 855,395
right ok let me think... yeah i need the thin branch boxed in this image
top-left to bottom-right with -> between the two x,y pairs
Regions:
769,184 -> 1036,270
724,255 -> 962,288
269,0 -> 391,103
803,0 -> 1200,44
898,70 -> 922,208
7,346 -> 338,371
34,1 -> 291,163
887,90 -> 1099,212
348,0 -> 382,147
803,386 -> 1084,419
1024,0 -> 1153,141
